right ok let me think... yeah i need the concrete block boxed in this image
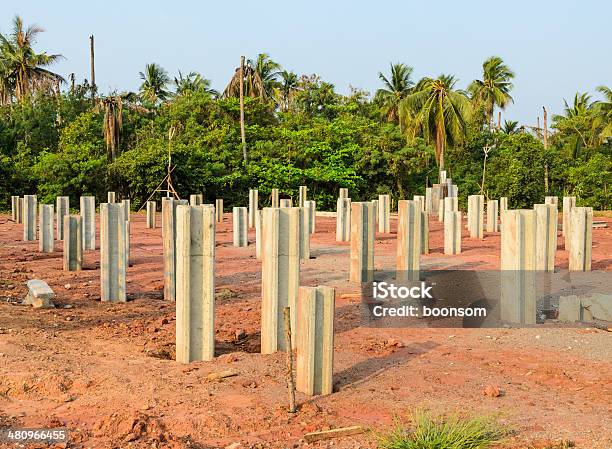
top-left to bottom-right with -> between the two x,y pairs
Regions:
378,194 -> 390,233
486,200 -> 499,233
80,196 -> 96,250
175,205 -> 216,363
38,204 -> 54,253
396,200 -> 421,282
336,198 -> 351,242
299,185 -> 307,208
233,207 -> 248,247
100,203 -> 127,302
215,199 -> 223,222
444,211 -> 462,255
23,279 -> 55,308
569,207 -> 592,271
581,294 -> 612,321
558,295 -> 581,322
146,201 -> 156,229
248,189 -> 258,228
23,195 -> 37,241
305,200 -> 316,233
63,215 -> 82,271
296,286 -> 335,396
271,188 -> 279,208
534,203 -> 558,272
467,195 -> 484,239
56,196 -> 69,240
261,207 -> 300,354
350,202 -> 375,283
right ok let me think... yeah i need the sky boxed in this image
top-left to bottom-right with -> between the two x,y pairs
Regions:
7,0 -> 612,124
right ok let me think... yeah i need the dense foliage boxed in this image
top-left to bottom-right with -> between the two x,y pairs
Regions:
1,16 -> 610,212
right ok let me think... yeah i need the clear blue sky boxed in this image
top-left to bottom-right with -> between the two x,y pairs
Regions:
7,0 -> 612,124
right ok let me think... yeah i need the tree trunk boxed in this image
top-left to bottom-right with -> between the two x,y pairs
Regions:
239,56 -> 247,166
90,35 -> 96,98
436,126 -> 445,171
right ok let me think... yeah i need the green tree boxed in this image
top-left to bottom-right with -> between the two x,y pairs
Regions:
375,63 -> 414,129
277,70 -> 298,112
468,56 -> 514,129
139,63 -> 170,104
552,92 -> 598,158
174,71 -> 218,97
594,85 -> 612,142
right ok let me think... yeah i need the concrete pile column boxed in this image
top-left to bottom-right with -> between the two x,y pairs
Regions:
56,196 -> 70,240
261,207 -> 300,354
396,200 -> 421,282
569,207 -> 593,271
430,185 -> 444,215
349,202 -> 375,283
371,199 -> 378,224
125,220 -> 131,267
425,188 -> 433,214
189,194 -> 203,206
23,195 -> 37,241
233,207 -> 248,247
80,196 -> 96,250
545,196 -> 558,207
420,210 -> 429,255
296,286 -> 335,396
413,195 -> 425,211
378,194 -> 390,233
255,210 -> 262,259
16,197 -> 24,223
121,199 -> 131,222
280,199 -> 292,208
562,196 -> 576,250
271,189 -> 280,208
444,196 -> 458,213
299,207 -> 310,260
107,192 -> 116,203
100,203 -> 127,303
467,195 -> 484,239
63,215 -> 83,271
175,205 -> 216,363
486,199 -> 499,233
162,197 -> 188,301
499,197 -> 508,223
534,203 -> 558,272
501,209 -> 537,324
215,199 -> 223,222
336,198 -> 351,242
339,188 -> 348,199
146,201 -> 156,228
305,200 -> 316,234
11,196 -> 19,221
39,204 -> 54,253
248,189 -> 258,228
298,185 -> 307,208
444,210 -> 462,255
437,199 -> 445,223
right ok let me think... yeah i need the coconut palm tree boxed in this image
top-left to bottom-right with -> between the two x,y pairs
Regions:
278,70 -> 298,111
501,119 -> 519,134
594,85 -> 612,141
468,56 -> 514,129
139,63 -> 171,104
375,63 -> 414,128
0,15 -> 64,102
250,53 -> 280,97
223,53 -> 280,100
552,92 -> 598,158
400,75 -> 470,171
174,71 -> 219,97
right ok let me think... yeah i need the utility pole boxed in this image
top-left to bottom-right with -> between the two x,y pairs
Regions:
239,56 -> 247,166
543,106 -> 549,193
89,35 -> 96,98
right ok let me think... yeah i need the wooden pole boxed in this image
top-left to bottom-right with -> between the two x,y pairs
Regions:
283,307 -> 296,413
89,35 -> 96,98
239,56 -> 247,166
543,106 -> 549,193
497,111 -> 501,130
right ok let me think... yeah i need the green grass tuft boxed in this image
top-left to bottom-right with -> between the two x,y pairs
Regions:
378,411 -> 504,449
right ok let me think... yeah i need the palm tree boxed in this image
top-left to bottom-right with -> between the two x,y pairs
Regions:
375,63 -> 414,128
223,53 -> 280,100
250,53 -> 280,97
174,71 -> 218,97
278,70 -> 298,111
0,57 -> 13,105
468,56 -> 514,129
552,92 -> 597,158
401,75 -> 470,171
139,63 -> 170,104
0,15 -> 64,102
501,119 -> 519,134
594,85 -> 612,141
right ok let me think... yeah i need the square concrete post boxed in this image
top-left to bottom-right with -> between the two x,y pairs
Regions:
371,199 -> 379,224
255,210 -> 263,259
271,189 -> 280,208
80,196 -> 96,250
501,210 -> 537,324
336,198 -> 351,242
350,202 -> 375,283
280,198 -> 293,208
215,199 -> 223,222
125,220 -> 131,267
233,206 -> 248,247
100,203 -> 127,303
413,195 -> 425,212
339,188 -> 348,199
296,286 -> 335,396
569,207 -> 593,271
107,192 -> 116,203
189,194 -> 203,206
437,198 -> 445,223
299,207 -> 310,260
444,211 -> 462,255
420,211 -> 429,255
467,195 -> 484,239
261,207 -> 300,354
425,187 -> 433,214
545,196 -> 558,208
430,185 -> 445,216
396,200 -> 421,282
121,199 -> 131,222
16,197 -> 24,223
444,196 -> 458,213
305,200 -> 316,233
499,197 -> 508,223
146,201 -> 156,228
175,205 -> 216,363
562,196 -> 576,249
39,204 -> 54,253
23,195 -> 37,241
486,200 -> 499,233
378,194 -> 390,233
298,185 -> 307,208
534,204 -> 558,272
448,184 -> 458,197
56,196 -> 70,240
439,170 -> 447,184
11,196 -> 19,221
162,197 -> 188,301
63,215 -> 82,271
248,189 -> 258,228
